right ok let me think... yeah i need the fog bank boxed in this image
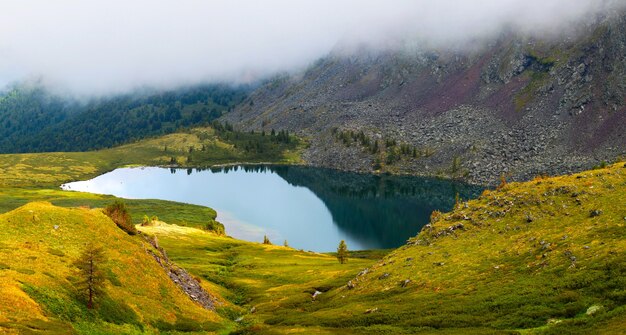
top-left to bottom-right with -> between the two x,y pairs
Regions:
0,0 -> 622,96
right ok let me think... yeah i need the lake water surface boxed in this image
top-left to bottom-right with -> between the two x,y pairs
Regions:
62,165 -> 482,251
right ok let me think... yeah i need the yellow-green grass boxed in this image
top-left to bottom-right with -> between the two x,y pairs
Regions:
239,162 -> 623,334
0,188 -> 222,233
138,222 -> 385,334
0,202 -> 227,334
0,127 -> 304,188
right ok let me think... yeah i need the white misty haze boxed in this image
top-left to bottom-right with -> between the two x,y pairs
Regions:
0,0 -> 622,96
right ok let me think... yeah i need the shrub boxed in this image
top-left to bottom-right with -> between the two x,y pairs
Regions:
104,201 -> 137,235
203,221 -> 225,235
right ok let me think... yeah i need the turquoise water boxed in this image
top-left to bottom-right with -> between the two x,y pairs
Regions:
62,165 -> 482,251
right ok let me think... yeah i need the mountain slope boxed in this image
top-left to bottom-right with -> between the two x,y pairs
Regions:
223,11 -> 626,185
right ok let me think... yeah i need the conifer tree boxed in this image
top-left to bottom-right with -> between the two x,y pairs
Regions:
74,242 -> 107,309
337,240 -> 348,264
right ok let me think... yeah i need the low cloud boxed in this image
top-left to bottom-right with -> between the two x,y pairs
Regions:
0,0 -> 622,96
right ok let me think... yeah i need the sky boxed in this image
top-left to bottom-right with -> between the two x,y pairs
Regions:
0,0 -> 622,96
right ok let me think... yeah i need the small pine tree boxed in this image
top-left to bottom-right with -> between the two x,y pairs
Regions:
73,242 -> 107,309
337,240 -> 348,264
141,215 -> 150,226
263,235 -> 272,245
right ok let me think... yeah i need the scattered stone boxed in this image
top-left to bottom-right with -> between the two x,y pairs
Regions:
525,214 -> 534,223
235,316 -> 244,322
590,209 -> 603,217
364,308 -> 379,314
312,290 -> 322,300
583,245 -> 590,249
547,318 -> 563,325
378,273 -> 390,280
347,281 -> 355,289
357,268 -> 369,277
405,257 -> 413,262
586,305 -> 604,316
249,306 -> 256,314
145,240 -> 217,310
401,279 -> 411,287
433,262 -> 445,266
53,225 -> 59,230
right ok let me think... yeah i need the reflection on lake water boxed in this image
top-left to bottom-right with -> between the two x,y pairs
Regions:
62,165 -> 482,251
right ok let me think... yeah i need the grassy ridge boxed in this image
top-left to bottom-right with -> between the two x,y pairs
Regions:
0,202 -> 226,334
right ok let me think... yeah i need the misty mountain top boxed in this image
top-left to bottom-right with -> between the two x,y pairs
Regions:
1,0 -> 624,96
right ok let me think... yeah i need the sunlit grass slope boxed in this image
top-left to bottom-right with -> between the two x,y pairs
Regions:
0,126 -> 303,188
0,202 -> 227,334
242,162 -> 623,334
138,222 -> 386,334
0,187 -> 222,232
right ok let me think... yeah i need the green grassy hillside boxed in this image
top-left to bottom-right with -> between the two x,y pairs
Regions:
137,221 -> 386,334
228,163 -> 623,334
138,163 -> 626,334
0,202 -> 226,334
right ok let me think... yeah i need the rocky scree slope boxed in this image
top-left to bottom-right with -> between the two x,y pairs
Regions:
222,11 -> 626,185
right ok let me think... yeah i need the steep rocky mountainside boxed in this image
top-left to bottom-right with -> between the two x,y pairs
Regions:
222,11 -> 626,185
